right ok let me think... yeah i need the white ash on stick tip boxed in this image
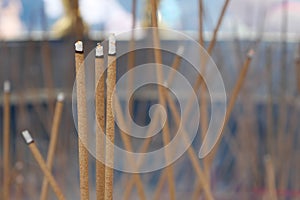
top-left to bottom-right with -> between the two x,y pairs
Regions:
108,33 -> 116,55
247,49 -> 255,59
96,43 -> 104,57
75,41 -> 83,53
176,45 -> 185,56
4,80 -> 11,92
21,130 -> 34,144
57,92 -> 65,102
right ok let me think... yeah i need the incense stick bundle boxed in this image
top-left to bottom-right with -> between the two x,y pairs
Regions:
125,1 -> 231,196
168,49 -> 253,199
40,93 -> 65,200
95,44 -> 106,200
21,130 -> 65,200
75,41 -> 90,200
122,46 -> 184,199
104,34 -> 116,200
3,81 -> 11,200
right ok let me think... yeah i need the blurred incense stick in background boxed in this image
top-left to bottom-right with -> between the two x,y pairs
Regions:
1,0 -> 300,199
40,93 -> 64,200
151,1 -> 176,198
21,130 -> 65,200
3,81 -> 11,200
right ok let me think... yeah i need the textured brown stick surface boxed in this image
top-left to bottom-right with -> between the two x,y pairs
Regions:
40,96 -> 64,200
28,142 -> 65,200
104,55 -> 116,200
95,54 -> 106,200
75,46 -> 90,200
3,84 -> 11,200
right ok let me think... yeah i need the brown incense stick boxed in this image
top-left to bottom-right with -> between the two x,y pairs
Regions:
164,83 -> 214,200
266,46 -> 274,154
198,0 -> 205,47
264,155 -> 278,200
41,40 -> 55,130
125,0 -> 230,194
95,44 -> 106,200
194,49 -> 254,198
149,46 -> 186,198
124,45 -> 212,199
21,130 -> 65,200
3,81 -> 11,200
198,0 -> 210,187
150,1 -> 176,199
153,170 -> 168,200
126,0 -> 230,174
122,1 -> 147,198
104,34 -> 116,200
207,0 -> 230,54
113,96 -> 146,200
40,93 -> 65,200
166,46 -> 184,85
206,49 -> 255,164
75,41 -> 90,200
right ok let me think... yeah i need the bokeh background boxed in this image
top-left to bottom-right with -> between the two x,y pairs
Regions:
1,0 -> 300,199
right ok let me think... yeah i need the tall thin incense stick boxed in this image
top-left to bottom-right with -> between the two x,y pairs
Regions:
126,0 -> 230,175
104,34 -> 116,200
198,0 -> 210,186
3,81 -> 11,200
95,44 -> 106,200
75,41 -> 90,200
207,0 -> 230,54
266,46 -> 274,154
151,46 -> 186,198
123,44 -> 213,199
123,1 -> 147,198
198,0 -> 204,47
192,50 -> 254,198
41,40 -> 55,130
21,130 -> 65,200
125,0 -> 230,195
207,49 -> 255,164
264,155 -> 278,200
40,93 -> 65,200
150,0 -> 176,198
113,96 -> 146,200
